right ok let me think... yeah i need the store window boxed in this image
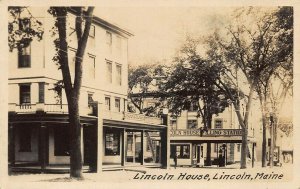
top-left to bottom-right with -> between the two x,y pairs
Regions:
187,120 -> 197,129
127,135 -> 133,152
105,131 -> 120,155
54,127 -> 70,156
19,84 -> 31,104
171,144 -> 190,159
19,127 -> 31,152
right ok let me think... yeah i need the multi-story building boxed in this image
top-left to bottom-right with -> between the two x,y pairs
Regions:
8,7 -> 168,173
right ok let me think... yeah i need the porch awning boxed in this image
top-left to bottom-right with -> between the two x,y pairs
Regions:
103,119 -> 167,131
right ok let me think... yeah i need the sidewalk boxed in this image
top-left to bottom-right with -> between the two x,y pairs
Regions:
8,162 -> 293,182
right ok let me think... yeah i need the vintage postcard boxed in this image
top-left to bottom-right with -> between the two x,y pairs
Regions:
0,0 -> 299,189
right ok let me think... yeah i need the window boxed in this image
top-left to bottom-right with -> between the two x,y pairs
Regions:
237,144 -> 241,152
127,135 -> 133,152
214,143 -> 218,152
187,120 -> 197,129
105,97 -> 111,111
68,48 -> 76,76
170,120 -> 177,129
106,31 -> 112,53
171,144 -> 190,159
54,127 -> 70,156
19,127 -> 31,152
88,55 -> 95,79
89,25 -> 95,38
18,45 -> 31,68
106,61 -> 112,83
38,82 -> 45,103
105,131 -> 120,155
215,119 -> 223,129
18,19 -> 31,68
20,84 -> 31,104
115,98 -> 121,112
116,35 -> 122,56
116,64 -> 122,85
189,101 -> 198,112
88,93 -> 94,105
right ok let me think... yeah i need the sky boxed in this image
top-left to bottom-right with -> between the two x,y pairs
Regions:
95,6 -> 234,65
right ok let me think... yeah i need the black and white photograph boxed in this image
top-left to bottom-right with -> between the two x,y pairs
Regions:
0,1 -> 299,189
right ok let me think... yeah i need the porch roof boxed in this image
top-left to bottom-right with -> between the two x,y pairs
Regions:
103,119 -> 167,131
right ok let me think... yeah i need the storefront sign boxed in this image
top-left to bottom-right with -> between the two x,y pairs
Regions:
203,129 -> 243,136
170,129 -> 242,137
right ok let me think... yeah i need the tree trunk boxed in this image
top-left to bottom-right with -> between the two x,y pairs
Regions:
240,126 -> 248,169
68,96 -> 83,178
206,113 -> 212,166
262,114 -> 267,167
258,92 -> 267,167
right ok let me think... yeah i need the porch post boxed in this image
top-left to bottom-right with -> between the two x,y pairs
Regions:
140,130 -> 145,165
121,128 -> 127,166
161,114 -> 170,169
39,123 -> 47,172
97,103 -> 104,173
132,134 -> 136,163
8,123 -> 15,166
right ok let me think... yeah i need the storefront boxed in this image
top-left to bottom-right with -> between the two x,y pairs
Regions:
170,128 -> 256,167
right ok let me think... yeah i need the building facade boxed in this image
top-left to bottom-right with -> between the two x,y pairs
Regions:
8,7 -> 169,173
